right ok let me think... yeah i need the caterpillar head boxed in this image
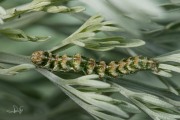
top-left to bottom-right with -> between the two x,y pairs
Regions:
31,51 -> 45,65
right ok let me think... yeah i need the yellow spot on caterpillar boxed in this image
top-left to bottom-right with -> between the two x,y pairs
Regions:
108,61 -> 118,77
73,54 -> 81,71
61,54 -> 68,70
97,61 -> 106,78
87,58 -> 96,74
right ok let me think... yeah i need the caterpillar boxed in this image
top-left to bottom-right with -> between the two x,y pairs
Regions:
31,51 -> 159,78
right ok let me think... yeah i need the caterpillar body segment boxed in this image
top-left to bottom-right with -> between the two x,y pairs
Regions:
31,51 -> 159,78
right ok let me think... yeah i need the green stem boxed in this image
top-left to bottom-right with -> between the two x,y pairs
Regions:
49,41 -> 73,53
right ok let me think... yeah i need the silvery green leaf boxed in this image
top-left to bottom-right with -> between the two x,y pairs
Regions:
84,93 -> 119,103
72,41 -> 85,47
75,15 -> 104,33
0,28 -> 51,42
30,0 -> 53,9
154,50 -> 180,63
63,91 -> 104,120
80,0 -> 164,36
0,28 -> 27,40
70,6 -> 86,13
119,101 -> 141,113
27,35 -> 51,42
0,64 -> 35,75
66,77 -> 111,89
32,0 -> 52,4
86,46 -> 114,51
90,110 -> 125,120
86,93 -> 140,114
85,15 -> 104,26
37,69 -> 129,119
165,20 -> 180,30
99,26 -> 120,31
153,111 -> 180,119
159,64 -> 180,73
78,74 -> 99,80
61,85 -> 123,120
32,0 -> 66,3
81,16 -> 119,32
153,70 -> 172,77
83,37 -> 145,51
102,21 -> 116,25
66,74 -> 111,89
49,14 -> 121,52
163,96 -> 180,107
82,24 -> 103,32
132,93 -> 174,109
40,71 -> 122,117
131,98 -> 180,120
86,98 -> 129,118
0,18 -> 4,24
45,6 -> 69,13
0,6 -> 6,18
72,32 -> 95,41
63,88 -> 128,117
45,6 -> 85,13
114,83 -> 180,120
2,0 -> 83,22
87,96 -> 129,118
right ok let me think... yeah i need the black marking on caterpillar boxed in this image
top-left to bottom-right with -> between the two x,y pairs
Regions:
31,51 -> 159,78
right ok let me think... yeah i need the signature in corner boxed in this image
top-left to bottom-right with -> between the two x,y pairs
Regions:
6,105 -> 24,114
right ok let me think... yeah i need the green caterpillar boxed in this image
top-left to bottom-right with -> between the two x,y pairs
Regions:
31,51 -> 159,78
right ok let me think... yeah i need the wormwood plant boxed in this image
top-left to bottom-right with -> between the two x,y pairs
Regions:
0,0 -> 180,120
